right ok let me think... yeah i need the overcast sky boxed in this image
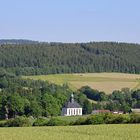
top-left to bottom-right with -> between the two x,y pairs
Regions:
0,0 -> 140,43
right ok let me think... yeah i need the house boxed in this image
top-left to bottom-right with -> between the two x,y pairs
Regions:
112,111 -> 123,114
61,94 -> 82,116
131,108 -> 140,114
92,110 -> 124,115
92,110 -> 110,114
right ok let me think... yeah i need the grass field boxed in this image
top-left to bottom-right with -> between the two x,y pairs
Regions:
23,73 -> 140,94
0,124 -> 140,140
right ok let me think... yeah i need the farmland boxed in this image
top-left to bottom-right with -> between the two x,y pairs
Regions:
0,124 -> 140,140
23,73 -> 140,94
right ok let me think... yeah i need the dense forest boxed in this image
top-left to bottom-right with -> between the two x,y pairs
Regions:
0,41 -> 140,75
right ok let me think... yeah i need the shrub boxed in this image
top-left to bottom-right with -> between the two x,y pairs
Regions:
47,118 -> 68,126
74,117 -> 87,125
6,116 -> 34,127
85,114 -> 105,125
0,121 -> 7,127
33,117 -> 49,126
130,114 -> 140,123
105,114 -> 130,124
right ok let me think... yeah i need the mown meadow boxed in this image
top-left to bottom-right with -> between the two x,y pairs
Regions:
24,73 -> 140,94
0,124 -> 140,140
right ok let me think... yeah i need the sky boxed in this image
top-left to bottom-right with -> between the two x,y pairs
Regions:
0,0 -> 140,43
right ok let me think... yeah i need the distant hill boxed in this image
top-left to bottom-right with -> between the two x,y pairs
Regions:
0,39 -> 39,45
0,41 -> 140,75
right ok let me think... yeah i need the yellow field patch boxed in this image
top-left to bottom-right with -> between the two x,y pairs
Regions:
71,81 -> 138,94
23,73 -> 140,94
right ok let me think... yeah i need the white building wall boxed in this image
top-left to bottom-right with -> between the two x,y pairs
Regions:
67,108 -> 69,116
68,108 -> 71,116
79,108 -> 82,115
61,108 -> 82,116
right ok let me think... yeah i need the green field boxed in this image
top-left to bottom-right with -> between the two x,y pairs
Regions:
23,73 -> 140,94
0,124 -> 140,140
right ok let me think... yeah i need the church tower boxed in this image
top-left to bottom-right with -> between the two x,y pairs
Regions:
70,93 -> 74,103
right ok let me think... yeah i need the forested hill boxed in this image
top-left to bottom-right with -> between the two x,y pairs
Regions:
0,39 -> 39,45
0,42 -> 140,75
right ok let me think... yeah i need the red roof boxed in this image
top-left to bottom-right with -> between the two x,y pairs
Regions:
92,110 -> 110,113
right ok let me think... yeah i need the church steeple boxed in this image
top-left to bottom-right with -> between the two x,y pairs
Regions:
70,93 -> 74,103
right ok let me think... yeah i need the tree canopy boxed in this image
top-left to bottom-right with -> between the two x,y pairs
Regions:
0,42 -> 140,75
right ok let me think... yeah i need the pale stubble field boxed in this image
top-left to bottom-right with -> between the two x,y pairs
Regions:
24,73 -> 140,94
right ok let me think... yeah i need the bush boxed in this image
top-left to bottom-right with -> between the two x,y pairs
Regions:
105,114 -> 130,124
130,114 -> 140,123
0,121 -> 7,127
6,116 -> 34,127
33,117 -> 49,126
85,114 -> 105,125
74,117 -> 87,125
47,118 -> 68,126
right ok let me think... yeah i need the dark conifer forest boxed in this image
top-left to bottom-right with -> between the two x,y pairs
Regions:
0,41 -> 140,75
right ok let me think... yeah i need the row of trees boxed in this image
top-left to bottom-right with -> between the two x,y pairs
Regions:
80,86 -> 140,113
0,42 -> 140,75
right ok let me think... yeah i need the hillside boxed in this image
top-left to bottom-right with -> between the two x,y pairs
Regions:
0,41 -> 140,75
24,73 -> 140,94
0,39 -> 39,45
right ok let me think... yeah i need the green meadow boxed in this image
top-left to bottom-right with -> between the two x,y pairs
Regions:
23,73 -> 140,94
0,124 -> 140,140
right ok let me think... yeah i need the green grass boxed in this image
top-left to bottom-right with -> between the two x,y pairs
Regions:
0,124 -> 140,140
23,73 -> 140,94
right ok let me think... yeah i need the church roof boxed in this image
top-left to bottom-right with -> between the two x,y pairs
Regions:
63,94 -> 81,108
64,101 -> 81,108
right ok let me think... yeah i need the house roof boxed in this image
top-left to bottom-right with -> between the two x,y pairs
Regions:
93,110 -> 110,113
92,110 -> 110,113
63,94 -> 81,108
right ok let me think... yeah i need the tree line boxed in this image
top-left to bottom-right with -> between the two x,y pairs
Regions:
80,86 -> 140,113
0,42 -> 140,75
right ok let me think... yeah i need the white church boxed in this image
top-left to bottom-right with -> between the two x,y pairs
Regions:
61,94 -> 82,116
